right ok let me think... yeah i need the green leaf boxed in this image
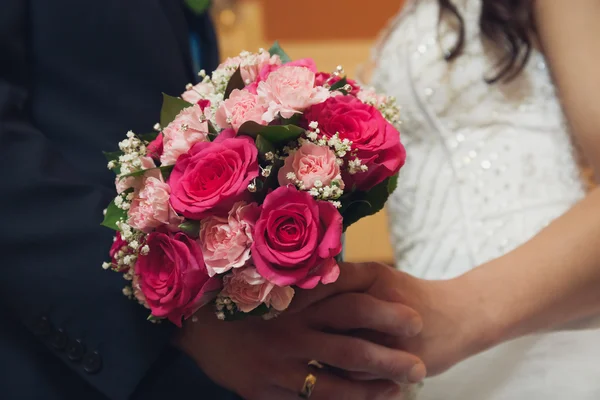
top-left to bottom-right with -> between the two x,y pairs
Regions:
138,132 -> 159,142
103,150 -> 123,162
101,197 -> 128,231
237,121 -> 263,138
160,94 -> 192,128
207,121 -> 219,135
281,114 -> 301,126
119,165 -> 174,180
388,173 -> 399,194
224,68 -> 245,99
179,221 -> 201,237
184,0 -> 211,15
147,314 -> 164,322
268,41 -> 292,64
330,77 -> 348,92
238,122 -> 304,147
255,135 -> 276,160
340,176 -> 396,231
260,125 -> 305,146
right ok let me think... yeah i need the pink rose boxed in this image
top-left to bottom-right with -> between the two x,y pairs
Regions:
278,142 -> 344,190
215,89 -> 268,132
128,177 -> 183,233
221,267 -> 294,313
115,156 -> 158,194
169,137 -> 259,219
160,104 -> 210,165
181,82 -> 215,104
198,202 -> 260,277
315,72 -> 361,96
135,232 -> 221,326
302,96 -> 405,190
252,186 -> 342,289
257,66 -> 330,121
146,133 -> 164,161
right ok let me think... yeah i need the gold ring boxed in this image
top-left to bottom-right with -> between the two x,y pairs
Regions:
299,373 -> 317,399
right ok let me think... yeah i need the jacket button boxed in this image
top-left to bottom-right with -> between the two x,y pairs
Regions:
50,329 -> 68,351
66,339 -> 85,362
33,316 -> 53,336
82,351 -> 102,374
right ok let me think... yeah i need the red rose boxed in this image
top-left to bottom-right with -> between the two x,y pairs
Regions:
135,232 -> 221,326
168,136 -> 259,219
314,73 -> 360,96
252,186 -> 342,289
146,132 -> 164,161
302,96 -> 405,190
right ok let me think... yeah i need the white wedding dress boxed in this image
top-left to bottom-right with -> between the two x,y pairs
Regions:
370,0 -> 600,398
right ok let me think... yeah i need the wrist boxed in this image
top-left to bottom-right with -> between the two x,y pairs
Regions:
451,269 -> 510,357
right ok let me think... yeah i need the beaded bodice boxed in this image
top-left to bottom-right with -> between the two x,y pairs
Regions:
371,0 -> 585,278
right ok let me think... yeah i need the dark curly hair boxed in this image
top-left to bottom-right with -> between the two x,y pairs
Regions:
438,0 -> 536,83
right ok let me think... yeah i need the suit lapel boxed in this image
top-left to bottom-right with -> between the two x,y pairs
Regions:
156,0 -> 195,82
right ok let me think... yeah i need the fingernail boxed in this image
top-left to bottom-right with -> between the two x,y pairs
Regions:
405,316 -> 423,337
408,363 -> 426,383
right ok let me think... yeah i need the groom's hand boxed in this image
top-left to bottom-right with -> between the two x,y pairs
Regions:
176,291 -> 425,400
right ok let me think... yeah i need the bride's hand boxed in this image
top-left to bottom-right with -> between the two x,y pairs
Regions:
295,262 -> 496,378
368,269 -> 497,377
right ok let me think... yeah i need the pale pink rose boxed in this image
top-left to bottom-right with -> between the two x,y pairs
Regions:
222,267 -> 295,313
215,89 -> 268,132
216,55 -> 244,71
128,177 -> 183,233
278,142 -> 344,190
115,156 -> 158,194
248,58 -> 318,95
181,82 -> 215,104
218,52 -> 282,85
257,66 -> 330,121
198,202 -> 260,277
239,52 -> 281,84
160,104 -> 210,165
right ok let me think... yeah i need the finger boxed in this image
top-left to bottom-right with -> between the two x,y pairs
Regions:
295,331 -> 427,382
277,366 -> 404,400
353,329 -> 406,349
307,292 -> 423,337
290,262 -> 392,312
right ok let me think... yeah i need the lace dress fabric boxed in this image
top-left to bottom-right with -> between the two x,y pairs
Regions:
371,0 -> 600,398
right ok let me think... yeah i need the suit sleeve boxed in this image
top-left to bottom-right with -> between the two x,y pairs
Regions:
0,2 -> 177,399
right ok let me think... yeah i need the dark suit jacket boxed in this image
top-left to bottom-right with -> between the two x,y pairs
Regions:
0,1 -> 237,399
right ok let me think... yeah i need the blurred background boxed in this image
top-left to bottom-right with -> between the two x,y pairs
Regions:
210,0 -> 406,265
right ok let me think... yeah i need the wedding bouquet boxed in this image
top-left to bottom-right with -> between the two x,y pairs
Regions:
101,43 -> 405,326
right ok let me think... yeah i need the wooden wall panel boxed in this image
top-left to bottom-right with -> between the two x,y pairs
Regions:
261,0 -> 404,41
